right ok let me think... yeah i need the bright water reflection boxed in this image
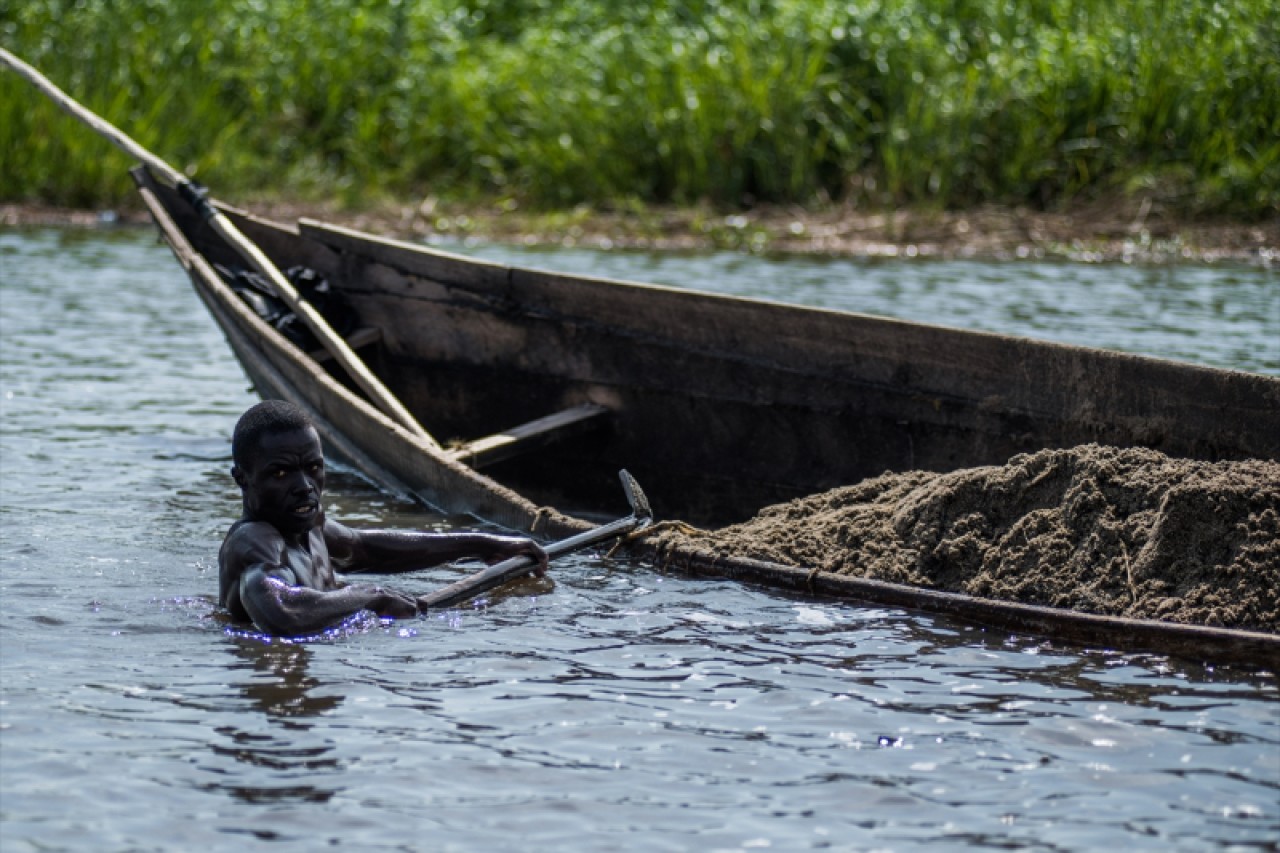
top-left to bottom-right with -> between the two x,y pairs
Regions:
1,228 -> 1277,851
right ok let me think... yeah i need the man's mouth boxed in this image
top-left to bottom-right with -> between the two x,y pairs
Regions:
292,502 -> 317,516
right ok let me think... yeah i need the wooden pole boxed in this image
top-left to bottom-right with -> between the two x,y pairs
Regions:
0,47 -> 440,449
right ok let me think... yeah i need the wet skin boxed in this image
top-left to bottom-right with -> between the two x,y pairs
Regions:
218,426 -> 548,636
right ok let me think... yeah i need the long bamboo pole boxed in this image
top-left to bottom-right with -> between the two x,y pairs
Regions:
0,47 -> 440,449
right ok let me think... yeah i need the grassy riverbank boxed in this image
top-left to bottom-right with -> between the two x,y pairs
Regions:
3,0 -> 1277,221
7,194 -> 1276,266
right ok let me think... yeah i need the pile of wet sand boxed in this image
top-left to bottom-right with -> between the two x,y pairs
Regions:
652,445 -> 1280,633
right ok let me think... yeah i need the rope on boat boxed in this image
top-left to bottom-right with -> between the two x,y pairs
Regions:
0,47 -> 440,449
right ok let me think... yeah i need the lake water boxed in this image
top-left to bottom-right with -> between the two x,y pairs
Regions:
1,226 -> 1276,851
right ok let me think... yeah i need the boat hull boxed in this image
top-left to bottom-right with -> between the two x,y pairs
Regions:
136,172 -> 1280,525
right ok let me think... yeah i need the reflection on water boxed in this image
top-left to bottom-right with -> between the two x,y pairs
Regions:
1,228 -> 1277,850
207,643 -> 342,806
229,641 -> 341,721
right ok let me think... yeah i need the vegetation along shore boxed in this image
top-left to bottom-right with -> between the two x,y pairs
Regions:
3,1 -> 1276,264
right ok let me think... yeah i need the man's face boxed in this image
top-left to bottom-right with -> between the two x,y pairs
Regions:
234,427 -> 326,536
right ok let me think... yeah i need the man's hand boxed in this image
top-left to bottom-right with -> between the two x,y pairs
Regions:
483,535 -> 550,577
362,585 -> 420,619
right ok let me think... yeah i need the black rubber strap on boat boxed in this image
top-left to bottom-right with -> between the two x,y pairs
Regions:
177,180 -> 216,221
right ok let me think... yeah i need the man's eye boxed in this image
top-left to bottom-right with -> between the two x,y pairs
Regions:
309,463 -> 322,474
272,469 -> 287,479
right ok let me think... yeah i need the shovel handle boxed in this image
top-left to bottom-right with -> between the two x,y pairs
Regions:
418,514 -> 647,610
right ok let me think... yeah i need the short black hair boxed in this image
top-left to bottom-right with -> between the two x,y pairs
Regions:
231,400 -> 316,468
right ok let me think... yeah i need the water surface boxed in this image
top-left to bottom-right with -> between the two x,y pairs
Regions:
1,228 -> 1276,851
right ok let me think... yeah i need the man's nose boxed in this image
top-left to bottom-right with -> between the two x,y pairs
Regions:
287,471 -> 313,493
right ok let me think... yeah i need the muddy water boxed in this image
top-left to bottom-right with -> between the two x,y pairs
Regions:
1,228 -> 1276,851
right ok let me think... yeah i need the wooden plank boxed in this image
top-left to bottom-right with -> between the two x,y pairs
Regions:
308,326 -> 382,363
448,403 -> 611,469
298,218 -> 512,290
646,543 -> 1280,666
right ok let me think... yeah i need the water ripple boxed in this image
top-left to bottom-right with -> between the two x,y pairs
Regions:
1,228 -> 1276,851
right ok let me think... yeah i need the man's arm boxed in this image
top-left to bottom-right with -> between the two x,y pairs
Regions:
238,565 -> 418,636
223,522 -> 417,635
324,519 -> 549,575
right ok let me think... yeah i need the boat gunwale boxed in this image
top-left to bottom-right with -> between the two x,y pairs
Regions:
298,216 -> 1280,386
636,540 -> 1280,666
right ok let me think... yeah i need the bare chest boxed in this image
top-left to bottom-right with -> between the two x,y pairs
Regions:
281,529 -> 339,591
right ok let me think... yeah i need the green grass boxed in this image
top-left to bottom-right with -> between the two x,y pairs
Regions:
3,0 -> 1277,218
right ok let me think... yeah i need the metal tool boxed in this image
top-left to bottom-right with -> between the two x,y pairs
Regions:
417,470 -> 653,610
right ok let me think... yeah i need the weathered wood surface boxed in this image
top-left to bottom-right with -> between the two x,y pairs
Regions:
448,403 -> 612,469
293,214 -> 1280,525
308,326 -> 381,363
640,542 -> 1280,667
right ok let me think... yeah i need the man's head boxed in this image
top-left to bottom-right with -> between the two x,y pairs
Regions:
230,401 -> 326,536
232,400 -> 315,469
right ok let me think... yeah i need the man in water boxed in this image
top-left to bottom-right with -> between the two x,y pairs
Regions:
219,400 -> 548,635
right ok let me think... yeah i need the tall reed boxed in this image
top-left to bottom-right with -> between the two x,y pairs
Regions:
3,0 -> 1276,217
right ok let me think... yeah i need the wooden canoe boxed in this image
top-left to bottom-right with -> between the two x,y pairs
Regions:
132,167 -> 1280,663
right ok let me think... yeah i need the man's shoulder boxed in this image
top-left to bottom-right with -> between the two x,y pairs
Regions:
223,518 -> 286,541
220,519 -> 288,564
218,520 -> 287,609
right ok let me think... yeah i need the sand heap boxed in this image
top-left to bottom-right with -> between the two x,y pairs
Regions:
653,445 -> 1280,633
